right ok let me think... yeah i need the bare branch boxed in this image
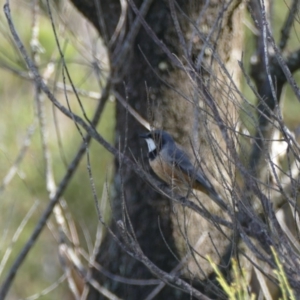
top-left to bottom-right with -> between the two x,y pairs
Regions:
116,220 -> 212,300
279,0 -> 299,51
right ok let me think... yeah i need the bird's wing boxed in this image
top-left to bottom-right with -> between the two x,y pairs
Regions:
164,145 -> 228,210
166,147 -> 214,192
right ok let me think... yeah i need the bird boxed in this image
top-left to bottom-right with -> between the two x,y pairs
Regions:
139,130 -> 227,210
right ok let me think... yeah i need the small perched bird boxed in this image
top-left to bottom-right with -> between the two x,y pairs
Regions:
140,130 -> 227,209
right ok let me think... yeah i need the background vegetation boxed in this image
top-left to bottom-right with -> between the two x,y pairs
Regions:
0,1 -> 114,298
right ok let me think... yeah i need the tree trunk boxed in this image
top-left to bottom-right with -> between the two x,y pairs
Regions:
69,0 -> 244,298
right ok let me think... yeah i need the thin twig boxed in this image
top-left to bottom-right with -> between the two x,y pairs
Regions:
0,123 -> 35,193
24,274 -> 66,300
0,201 -> 39,277
279,0 -> 299,51
116,220 -> 212,300
112,0 -> 153,68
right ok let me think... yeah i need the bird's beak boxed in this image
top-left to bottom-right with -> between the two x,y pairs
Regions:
139,133 -> 149,139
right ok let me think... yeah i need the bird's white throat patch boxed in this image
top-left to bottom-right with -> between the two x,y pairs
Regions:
145,138 -> 156,152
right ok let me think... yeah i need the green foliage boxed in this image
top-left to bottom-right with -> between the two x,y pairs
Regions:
207,256 -> 256,300
208,247 -> 297,300
271,247 -> 296,300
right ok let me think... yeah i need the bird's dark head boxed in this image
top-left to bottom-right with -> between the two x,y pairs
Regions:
139,130 -> 174,153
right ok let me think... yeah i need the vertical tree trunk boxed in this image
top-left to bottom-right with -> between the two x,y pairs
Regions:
69,0 -> 244,298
